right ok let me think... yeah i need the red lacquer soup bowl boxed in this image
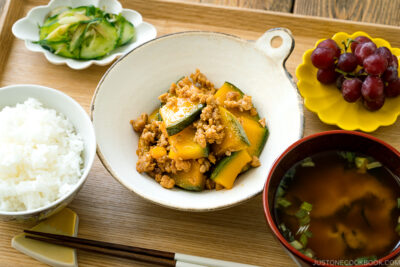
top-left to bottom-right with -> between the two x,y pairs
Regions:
263,130 -> 400,267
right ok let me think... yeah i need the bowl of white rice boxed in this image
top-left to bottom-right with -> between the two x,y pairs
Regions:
0,84 -> 96,221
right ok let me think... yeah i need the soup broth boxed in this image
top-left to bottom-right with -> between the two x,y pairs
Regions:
274,151 -> 400,263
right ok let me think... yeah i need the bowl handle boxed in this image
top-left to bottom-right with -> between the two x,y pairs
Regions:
255,28 -> 294,65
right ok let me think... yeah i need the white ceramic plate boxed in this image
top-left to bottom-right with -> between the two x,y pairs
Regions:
92,29 -> 304,211
12,0 -> 157,70
0,85 -> 96,221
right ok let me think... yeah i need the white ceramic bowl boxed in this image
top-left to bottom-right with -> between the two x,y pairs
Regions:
92,29 -> 304,211
12,0 -> 157,70
0,85 -> 96,221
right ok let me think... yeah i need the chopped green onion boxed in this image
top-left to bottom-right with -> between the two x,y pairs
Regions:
295,209 -> 308,219
338,151 -> 355,163
296,225 -> 309,236
276,186 -> 285,197
300,201 -> 313,212
304,230 -> 313,238
366,161 -> 382,170
284,168 -> 296,179
355,157 -> 367,168
397,198 -> 400,209
301,157 -> 315,167
395,223 -> 400,234
290,240 -> 303,250
276,197 -> 292,208
299,215 -> 310,226
304,248 -> 315,259
355,256 -> 378,265
299,233 -> 308,246
279,223 -> 287,232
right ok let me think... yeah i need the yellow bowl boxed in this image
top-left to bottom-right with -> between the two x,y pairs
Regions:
296,31 -> 400,132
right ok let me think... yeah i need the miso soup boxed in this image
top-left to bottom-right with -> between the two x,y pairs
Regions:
274,151 -> 400,264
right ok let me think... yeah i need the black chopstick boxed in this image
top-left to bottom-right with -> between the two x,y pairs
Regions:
24,230 -> 176,267
24,230 -> 174,259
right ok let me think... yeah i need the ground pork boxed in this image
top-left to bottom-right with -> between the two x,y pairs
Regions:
193,101 -> 225,147
130,113 -> 148,133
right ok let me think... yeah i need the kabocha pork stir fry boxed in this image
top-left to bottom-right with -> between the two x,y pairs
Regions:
131,70 -> 269,191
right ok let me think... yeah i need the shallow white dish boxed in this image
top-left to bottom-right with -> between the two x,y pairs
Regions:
12,0 -> 157,70
0,85 -> 96,221
92,29 -> 304,211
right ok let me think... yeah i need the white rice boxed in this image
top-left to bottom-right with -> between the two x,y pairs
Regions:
0,98 -> 84,212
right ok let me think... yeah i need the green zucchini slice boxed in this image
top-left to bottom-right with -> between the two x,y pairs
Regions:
159,98 -> 204,136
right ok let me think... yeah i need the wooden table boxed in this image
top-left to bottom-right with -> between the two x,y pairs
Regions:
178,0 -> 400,26
1,0 -> 399,26
0,1 -> 399,267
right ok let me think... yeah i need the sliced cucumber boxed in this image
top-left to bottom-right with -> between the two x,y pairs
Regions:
80,20 -> 118,59
118,20 -> 135,46
69,23 -> 87,52
38,5 -> 133,59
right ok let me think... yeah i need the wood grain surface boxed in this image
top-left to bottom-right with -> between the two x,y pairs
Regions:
294,0 -> 400,26
178,0 -> 293,12
0,1 -> 400,267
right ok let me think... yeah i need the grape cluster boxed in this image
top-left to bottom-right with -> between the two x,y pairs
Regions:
311,36 -> 400,111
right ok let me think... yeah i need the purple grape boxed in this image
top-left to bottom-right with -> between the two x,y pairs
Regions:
351,36 -> 372,53
385,78 -> 400,97
363,95 -> 385,111
382,66 -> 398,83
311,47 -> 336,69
317,68 -> 338,84
363,54 -> 388,75
342,78 -> 362,102
356,69 -> 368,81
375,47 -> 392,63
391,55 -> 399,68
361,76 -> 384,101
317,39 -> 341,58
355,42 -> 377,65
337,53 -> 358,72
336,75 -> 345,89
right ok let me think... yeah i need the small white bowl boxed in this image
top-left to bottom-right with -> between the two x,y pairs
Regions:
12,0 -> 157,70
0,85 -> 96,221
92,29 -> 304,211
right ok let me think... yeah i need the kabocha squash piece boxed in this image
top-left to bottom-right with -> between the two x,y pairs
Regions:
150,147 -> 167,159
211,150 -> 252,189
214,82 -> 244,104
214,82 -> 260,121
172,161 -> 206,191
240,116 -> 268,157
169,127 -> 209,160
148,108 -> 161,122
239,116 -> 268,172
212,106 -> 250,156
159,97 -> 204,136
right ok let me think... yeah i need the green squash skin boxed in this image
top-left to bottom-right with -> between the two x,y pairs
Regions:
175,183 -> 203,192
218,82 -> 260,121
163,103 -> 204,136
241,126 -> 268,173
224,81 -> 244,96
210,151 -> 241,180
226,111 -> 250,146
